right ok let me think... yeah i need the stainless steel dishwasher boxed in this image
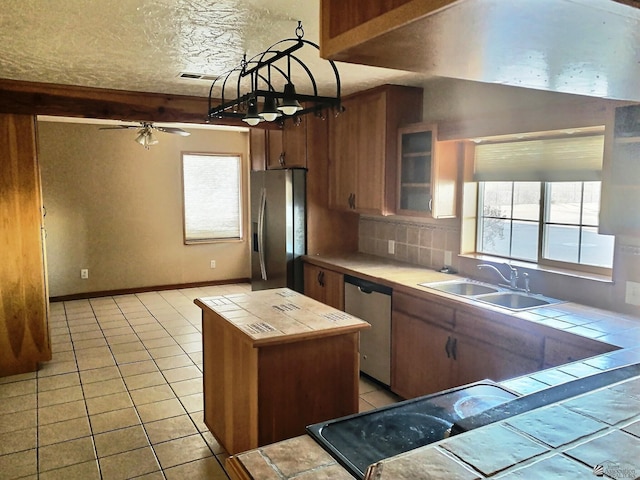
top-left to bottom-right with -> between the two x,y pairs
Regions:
344,275 -> 392,386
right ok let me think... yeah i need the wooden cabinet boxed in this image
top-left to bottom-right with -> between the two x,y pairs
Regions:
249,120 -> 306,171
397,123 -> 458,218
276,117 -> 307,169
1,114 -> 51,376
391,291 -> 455,398
249,128 -> 284,171
320,1 -> 455,66
454,310 -> 543,385
600,104 -> 640,235
543,332 -> 617,368
392,311 -> 455,398
391,291 -> 544,398
328,85 -> 423,215
303,263 -> 344,310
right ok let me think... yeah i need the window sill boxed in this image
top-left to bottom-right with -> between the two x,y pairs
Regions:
459,253 -> 614,284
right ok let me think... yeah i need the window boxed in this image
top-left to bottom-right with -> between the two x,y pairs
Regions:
474,131 -> 614,272
182,153 -> 242,243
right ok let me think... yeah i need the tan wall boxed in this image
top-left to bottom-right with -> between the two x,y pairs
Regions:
37,121 -> 250,297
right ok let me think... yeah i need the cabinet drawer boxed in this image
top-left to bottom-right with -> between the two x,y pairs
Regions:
455,310 -> 544,361
543,335 -> 617,368
392,291 -> 454,329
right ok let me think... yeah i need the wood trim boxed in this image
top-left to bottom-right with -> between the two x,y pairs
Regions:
49,278 -> 250,302
0,113 -> 51,376
0,78 -> 245,126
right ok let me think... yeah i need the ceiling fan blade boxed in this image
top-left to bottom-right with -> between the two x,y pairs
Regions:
154,126 -> 191,136
98,125 -> 140,130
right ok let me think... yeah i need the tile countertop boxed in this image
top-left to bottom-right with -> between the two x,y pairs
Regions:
194,288 -> 369,347
225,254 -> 640,479
303,253 -> 640,350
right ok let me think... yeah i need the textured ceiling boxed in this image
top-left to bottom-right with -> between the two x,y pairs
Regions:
0,0 -> 426,98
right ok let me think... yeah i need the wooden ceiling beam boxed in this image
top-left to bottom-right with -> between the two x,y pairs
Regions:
0,78 -> 246,126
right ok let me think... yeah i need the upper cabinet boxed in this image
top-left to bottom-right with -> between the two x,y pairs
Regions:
320,0 -> 640,103
397,123 -> 458,218
249,117 -> 307,171
600,104 -> 640,235
328,85 -> 423,215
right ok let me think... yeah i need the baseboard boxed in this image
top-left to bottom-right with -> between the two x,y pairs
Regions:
49,278 -> 250,302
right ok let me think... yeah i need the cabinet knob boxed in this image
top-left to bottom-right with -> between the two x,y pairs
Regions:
279,152 -> 285,167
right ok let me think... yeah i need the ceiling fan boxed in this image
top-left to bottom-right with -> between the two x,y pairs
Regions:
100,122 -> 190,148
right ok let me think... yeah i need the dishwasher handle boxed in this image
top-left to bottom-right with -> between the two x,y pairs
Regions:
344,274 -> 392,296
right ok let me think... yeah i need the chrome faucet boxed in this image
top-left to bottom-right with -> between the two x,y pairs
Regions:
477,263 -> 523,291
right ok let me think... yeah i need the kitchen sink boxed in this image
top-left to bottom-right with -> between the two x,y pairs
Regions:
474,292 -> 562,310
421,279 -> 564,311
421,279 -> 500,296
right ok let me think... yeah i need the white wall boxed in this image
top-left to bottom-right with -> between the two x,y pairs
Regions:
38,120 -> 250,297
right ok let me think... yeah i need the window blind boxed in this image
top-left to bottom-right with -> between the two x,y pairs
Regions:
182,154 -> 242,242
474,134 -> 605,182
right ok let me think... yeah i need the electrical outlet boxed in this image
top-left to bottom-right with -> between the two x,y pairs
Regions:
625,281 -> 640,305
210,260 -> 216,269
80,269 -> 89,279
388,240 -> 395,255
444,250 -> 452,266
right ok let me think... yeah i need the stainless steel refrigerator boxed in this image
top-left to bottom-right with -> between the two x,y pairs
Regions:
250,168 -> 306,292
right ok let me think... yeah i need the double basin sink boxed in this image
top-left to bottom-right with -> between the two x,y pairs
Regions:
420,278 -> 564,311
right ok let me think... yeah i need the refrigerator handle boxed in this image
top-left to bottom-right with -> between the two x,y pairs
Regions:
257,187 -> 268,281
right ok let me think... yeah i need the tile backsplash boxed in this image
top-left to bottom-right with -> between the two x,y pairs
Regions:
359,216 -> 461,272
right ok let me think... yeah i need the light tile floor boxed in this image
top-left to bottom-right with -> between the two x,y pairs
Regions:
0,284 -> 399,480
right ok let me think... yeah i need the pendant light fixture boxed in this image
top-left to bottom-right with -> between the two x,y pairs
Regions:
207,22 -> 342,125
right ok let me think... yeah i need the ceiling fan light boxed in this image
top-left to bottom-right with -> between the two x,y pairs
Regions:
135,130 -> 148,146
277,83 -> 302,116
146,131 -> 159,145
259,96 -> 281,122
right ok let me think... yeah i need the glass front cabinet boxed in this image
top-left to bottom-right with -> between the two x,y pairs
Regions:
397,123 -> 458,218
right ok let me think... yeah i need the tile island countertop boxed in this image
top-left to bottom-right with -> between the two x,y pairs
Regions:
194,287 -> 370,347
225,254 -> 640,479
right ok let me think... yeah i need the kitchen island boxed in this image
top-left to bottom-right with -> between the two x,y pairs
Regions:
195,288 -> 369,456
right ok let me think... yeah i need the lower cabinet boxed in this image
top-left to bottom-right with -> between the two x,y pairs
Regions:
303,263 -> 344,310
391,291 -> 456,398
391,291 -> 544,399
392,310 -> 454,398
454,333 -> 541,387
543,332 -> 617,368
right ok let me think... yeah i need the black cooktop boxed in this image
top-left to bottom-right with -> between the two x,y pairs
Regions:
306,381 -> 518,479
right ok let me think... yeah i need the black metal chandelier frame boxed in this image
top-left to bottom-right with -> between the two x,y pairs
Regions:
207,22 -> 342,124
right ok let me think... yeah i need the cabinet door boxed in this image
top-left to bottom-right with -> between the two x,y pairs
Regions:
600,104 -> 640,235
266,129 -> 284,169
329,97 -> 359,211
354,90 -> 386,213
391,311 -> 454,399
303,263 -> 325,303
303,263 -> 344,310
396,123 -> 458,218
249,128 -> 267,171
453,334 -> 541,385
322,268 -> 345,310
543,335 -> 616,368
280,117 -> 307,168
